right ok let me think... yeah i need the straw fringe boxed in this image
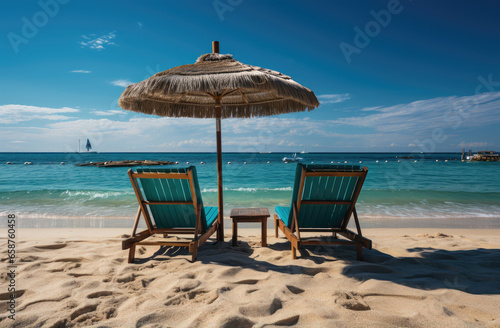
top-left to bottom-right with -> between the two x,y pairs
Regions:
118,53 -> 319,118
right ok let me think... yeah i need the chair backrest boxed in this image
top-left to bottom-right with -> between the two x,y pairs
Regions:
129,166 -> 210,230
288,163 -> 368,229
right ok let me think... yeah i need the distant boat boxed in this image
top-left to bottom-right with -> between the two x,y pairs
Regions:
85,139 -> 92,151
282,153 -> 303,162
77,138 -> 97,153
300,146 -> 307,154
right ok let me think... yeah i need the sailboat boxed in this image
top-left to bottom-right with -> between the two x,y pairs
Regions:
282,153 -> 303,162
77,139 -> 97,153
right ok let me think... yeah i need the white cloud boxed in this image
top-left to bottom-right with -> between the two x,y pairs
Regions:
0,105 -> 79,124
80,32 -> 116,50
71,70 -> 91,74
110,79 -> 133,87
92,110 -> 127,116
330,91 -> 500,133
11,140 -> 26,143
458,141 -> 489,148
317,93 -> 351,104
4,91 -> 499,151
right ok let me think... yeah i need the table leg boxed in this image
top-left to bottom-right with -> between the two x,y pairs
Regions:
262,217 -> 267,247
232,218 -> 237,246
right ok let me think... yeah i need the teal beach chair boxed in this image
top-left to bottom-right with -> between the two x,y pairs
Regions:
275,164 -> 372,260
122,167 -> 219,263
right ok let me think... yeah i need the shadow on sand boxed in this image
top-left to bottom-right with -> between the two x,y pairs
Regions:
134,238 -> 500,295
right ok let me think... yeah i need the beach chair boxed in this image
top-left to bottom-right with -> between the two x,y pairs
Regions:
122,167 -> 219,263
274,164 -> 371,260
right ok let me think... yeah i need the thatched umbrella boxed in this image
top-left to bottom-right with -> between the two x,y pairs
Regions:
118,41 -> 319,241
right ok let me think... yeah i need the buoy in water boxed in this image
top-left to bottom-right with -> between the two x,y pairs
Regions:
376,160 -> 379,163
200,162 -> 205,164
267,161 -> 270,164
61,162 -> 65,165
331,161 -> 334,163
6,162 -> 12,165
175,161 -> 179,164
244,162 -> 247,164
359,161 -> 362,163
385,160 -> 388,163
24,162 -> 32,165
186,162 -> 190,164
344,161 -> 348,163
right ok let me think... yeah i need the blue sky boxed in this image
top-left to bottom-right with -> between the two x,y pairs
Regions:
1,0 -> 500,152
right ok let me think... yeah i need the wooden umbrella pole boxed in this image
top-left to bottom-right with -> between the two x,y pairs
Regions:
215,97 -> 224,241
213,41 -> 224,242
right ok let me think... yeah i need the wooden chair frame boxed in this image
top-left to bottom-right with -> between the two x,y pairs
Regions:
275,166 -> 372,260
122,169 -> 219,263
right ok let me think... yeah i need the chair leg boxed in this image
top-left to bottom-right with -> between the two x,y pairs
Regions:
291,245 -> 297,259
356,244 -> 363,261
128,244 -> 136,263
191,244 -> 198,262
274,216 -> 279,238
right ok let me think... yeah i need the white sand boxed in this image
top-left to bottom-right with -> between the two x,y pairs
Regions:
1,227 -> 500,327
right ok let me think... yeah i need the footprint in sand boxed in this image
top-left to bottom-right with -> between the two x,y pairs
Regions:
67,272 -> 92,277
54,257 -> 84,263
0,290 -> 25,300
239,297 -> 282,317
334,292 -> 370,311
234,279 -> 260,285
165,289 -> 218,306
141,277 -> 156,288
176,279 -> 201,292
50,262 -> 81,273
87,291 -> 114,299
34,244 -> 67,250
19,255 -> 42,262
219,267 -> 242,276
286,285 -> 304,294
217,315 -> 254,328
116,273 -> 138,283
70,304 -> 98,320
271,314 -> 300,326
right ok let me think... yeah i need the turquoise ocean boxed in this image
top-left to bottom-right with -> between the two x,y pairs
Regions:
1,152 -> 499,228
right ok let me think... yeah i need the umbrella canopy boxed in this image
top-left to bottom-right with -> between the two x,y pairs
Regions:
119,41 -> 319,241
119,54 -> 319,119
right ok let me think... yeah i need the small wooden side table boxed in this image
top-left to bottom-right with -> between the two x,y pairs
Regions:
230,208 -> 270,247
